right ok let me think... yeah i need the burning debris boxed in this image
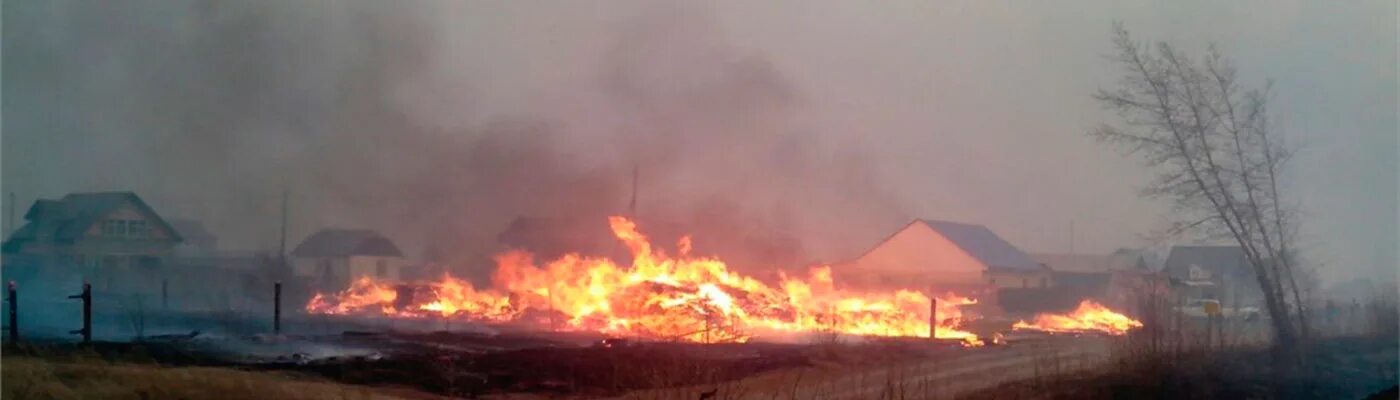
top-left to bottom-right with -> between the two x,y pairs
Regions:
308,216 -> 983,345
1011,300 -> 1143,335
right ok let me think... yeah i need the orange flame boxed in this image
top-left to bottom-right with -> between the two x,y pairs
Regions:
1011,300 -> 1142,335
307,216 -> 982,345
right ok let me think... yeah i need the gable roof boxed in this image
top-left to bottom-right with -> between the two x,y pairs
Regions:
167,219 -> 216,243
919,219 -> 1040,271
3,192 -> 182,251
291,229 -> 403,258
1163,245 -> 1250,279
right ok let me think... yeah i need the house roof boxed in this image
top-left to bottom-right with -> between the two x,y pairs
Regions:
166,219 -> 216,243
3,191 -> 182,251
291,229 -> 403,258
1032,253 -> 1141,273
1162,245 -> 1250,278
919,219 -> 1041,271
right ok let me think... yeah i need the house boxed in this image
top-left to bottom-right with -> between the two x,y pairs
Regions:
1032,252 -> 1152,310
1,191 -> 182,270
167,218 -> 218,257
1162,245 -> 1262,306
291,228 -> 408,290
844,219 -> 1048,292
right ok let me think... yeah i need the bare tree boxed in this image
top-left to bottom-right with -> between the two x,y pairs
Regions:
1090,23 -> 1308,356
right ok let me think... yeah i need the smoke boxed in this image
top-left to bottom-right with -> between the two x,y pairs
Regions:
2,1 -> 909,281
4,1 -> 1394,288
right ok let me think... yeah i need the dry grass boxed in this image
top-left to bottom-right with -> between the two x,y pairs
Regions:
1,355 -> 444,400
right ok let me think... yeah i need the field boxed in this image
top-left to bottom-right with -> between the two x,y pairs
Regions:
2,330 -> 1394,399
2,355 -> 446,400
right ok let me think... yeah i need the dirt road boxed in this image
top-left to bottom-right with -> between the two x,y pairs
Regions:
616,336 -> 1115,400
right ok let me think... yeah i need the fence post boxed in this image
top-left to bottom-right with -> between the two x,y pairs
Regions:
68,283 -> 91,343
273,281 -> 282,335
929,296 -> 939,341
7,281 -> 17,344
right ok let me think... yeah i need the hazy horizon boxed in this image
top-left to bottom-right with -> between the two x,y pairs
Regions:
4,1 -> 1395,287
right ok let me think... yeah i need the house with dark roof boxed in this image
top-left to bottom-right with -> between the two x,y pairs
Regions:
1032,252 -> 1157,311
167,218 -> 218,257
845,219 -> 1049,292
291,228 -> 407,290
2,192 -> 182,269
1162,245 -> 1263,306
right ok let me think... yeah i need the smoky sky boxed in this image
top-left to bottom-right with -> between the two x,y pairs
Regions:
3,1 -> 1395,287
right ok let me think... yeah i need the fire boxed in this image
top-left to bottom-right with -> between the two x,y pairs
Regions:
307,216 -> 983,345
1011,300 -> 1142,335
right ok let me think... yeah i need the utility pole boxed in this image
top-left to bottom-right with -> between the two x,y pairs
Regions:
278,189 -> 288,274
628,164 -> 638,217
1069,220 -> 1075,253
7,192 -> 15,239
274,282 -> 282,335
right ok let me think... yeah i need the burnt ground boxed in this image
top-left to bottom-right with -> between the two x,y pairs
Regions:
1,323 -> 1101,400
3,330 -> 867,398
613,334 -> 1116,400
959,336 -> 1399,400
258,333 -> 821,397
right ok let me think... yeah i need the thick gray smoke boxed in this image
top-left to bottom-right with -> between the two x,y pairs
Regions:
4,1 -> 1395,291
2,1 -> 910,283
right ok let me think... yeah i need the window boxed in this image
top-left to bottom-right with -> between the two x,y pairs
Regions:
103,220 -> 126,236
1189,265 -> 1211,281
127,220 -> 148,237
101,219 -> 149,237
376,260 -> 388,278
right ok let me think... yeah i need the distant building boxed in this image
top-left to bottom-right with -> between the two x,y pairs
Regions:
1033,252 -> 1152,310
291,228 -> 408,290
167,218 -> 218,257
845,219 -> 1048,292
1162,245 -> 1262,306
1,191 -> 182,269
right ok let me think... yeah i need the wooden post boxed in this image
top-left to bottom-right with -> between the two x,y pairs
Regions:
68,283 -> 91,343
273,281 -> 282,335
161,279 -> 169,310
929,296 -> 939,340
7,281 -> 17,344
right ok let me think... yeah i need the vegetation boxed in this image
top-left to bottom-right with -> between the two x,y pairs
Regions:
962,336 -> 1397,400
1,354 -> 440,400
1091,23 -> 1312,356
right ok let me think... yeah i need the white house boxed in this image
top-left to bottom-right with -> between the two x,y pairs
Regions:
291,228 -> 408,290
